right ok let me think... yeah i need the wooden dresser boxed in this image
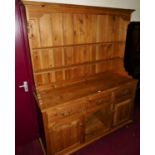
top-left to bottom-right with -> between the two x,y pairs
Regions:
22,1 -> 137,155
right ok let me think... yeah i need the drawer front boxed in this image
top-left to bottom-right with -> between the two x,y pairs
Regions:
114,83 -> 136,103
47,99 -> 86,124
87,91 -> 112,110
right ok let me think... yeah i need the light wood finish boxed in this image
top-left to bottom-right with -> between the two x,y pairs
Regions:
48,116 -> 84,155
22,1 -> 137,155
113,99 -> 132,126
23,1 -> 133,91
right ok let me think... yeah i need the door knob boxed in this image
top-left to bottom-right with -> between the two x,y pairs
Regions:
19,81 -> 29,92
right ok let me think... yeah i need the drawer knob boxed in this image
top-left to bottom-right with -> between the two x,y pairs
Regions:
123,90 -> 130,95
79,123 -> 83,127
60,113 -> 65,116
60,112 -> 69,116
96,100 -> 103,105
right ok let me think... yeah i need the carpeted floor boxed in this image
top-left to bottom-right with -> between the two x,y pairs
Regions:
15,139 -> 44,155
16,101 -> 140,155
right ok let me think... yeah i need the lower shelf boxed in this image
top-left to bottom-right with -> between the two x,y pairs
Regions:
85,112 -> 111,142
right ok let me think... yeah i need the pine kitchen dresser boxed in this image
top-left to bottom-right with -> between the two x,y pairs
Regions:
22,1 -> 138,155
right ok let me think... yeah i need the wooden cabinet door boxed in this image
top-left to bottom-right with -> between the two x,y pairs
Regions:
48,117 -> 84,155
113,99 -> 132,126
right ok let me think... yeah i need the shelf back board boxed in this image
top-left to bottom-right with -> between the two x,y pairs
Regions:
22,1 -> 134,92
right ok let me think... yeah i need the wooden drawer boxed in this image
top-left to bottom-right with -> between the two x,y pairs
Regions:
47,98 -> 87,124
86,91 -> 112,110
114,83 -> 136,103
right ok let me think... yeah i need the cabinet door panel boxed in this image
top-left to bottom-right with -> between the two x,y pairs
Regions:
113,99 -> 132,126
48,117 -> 84,155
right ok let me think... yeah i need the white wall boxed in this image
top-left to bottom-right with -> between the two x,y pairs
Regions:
27,0 -> 140,21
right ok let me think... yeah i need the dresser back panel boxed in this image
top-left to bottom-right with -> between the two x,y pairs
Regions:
24,2 -> 133,91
